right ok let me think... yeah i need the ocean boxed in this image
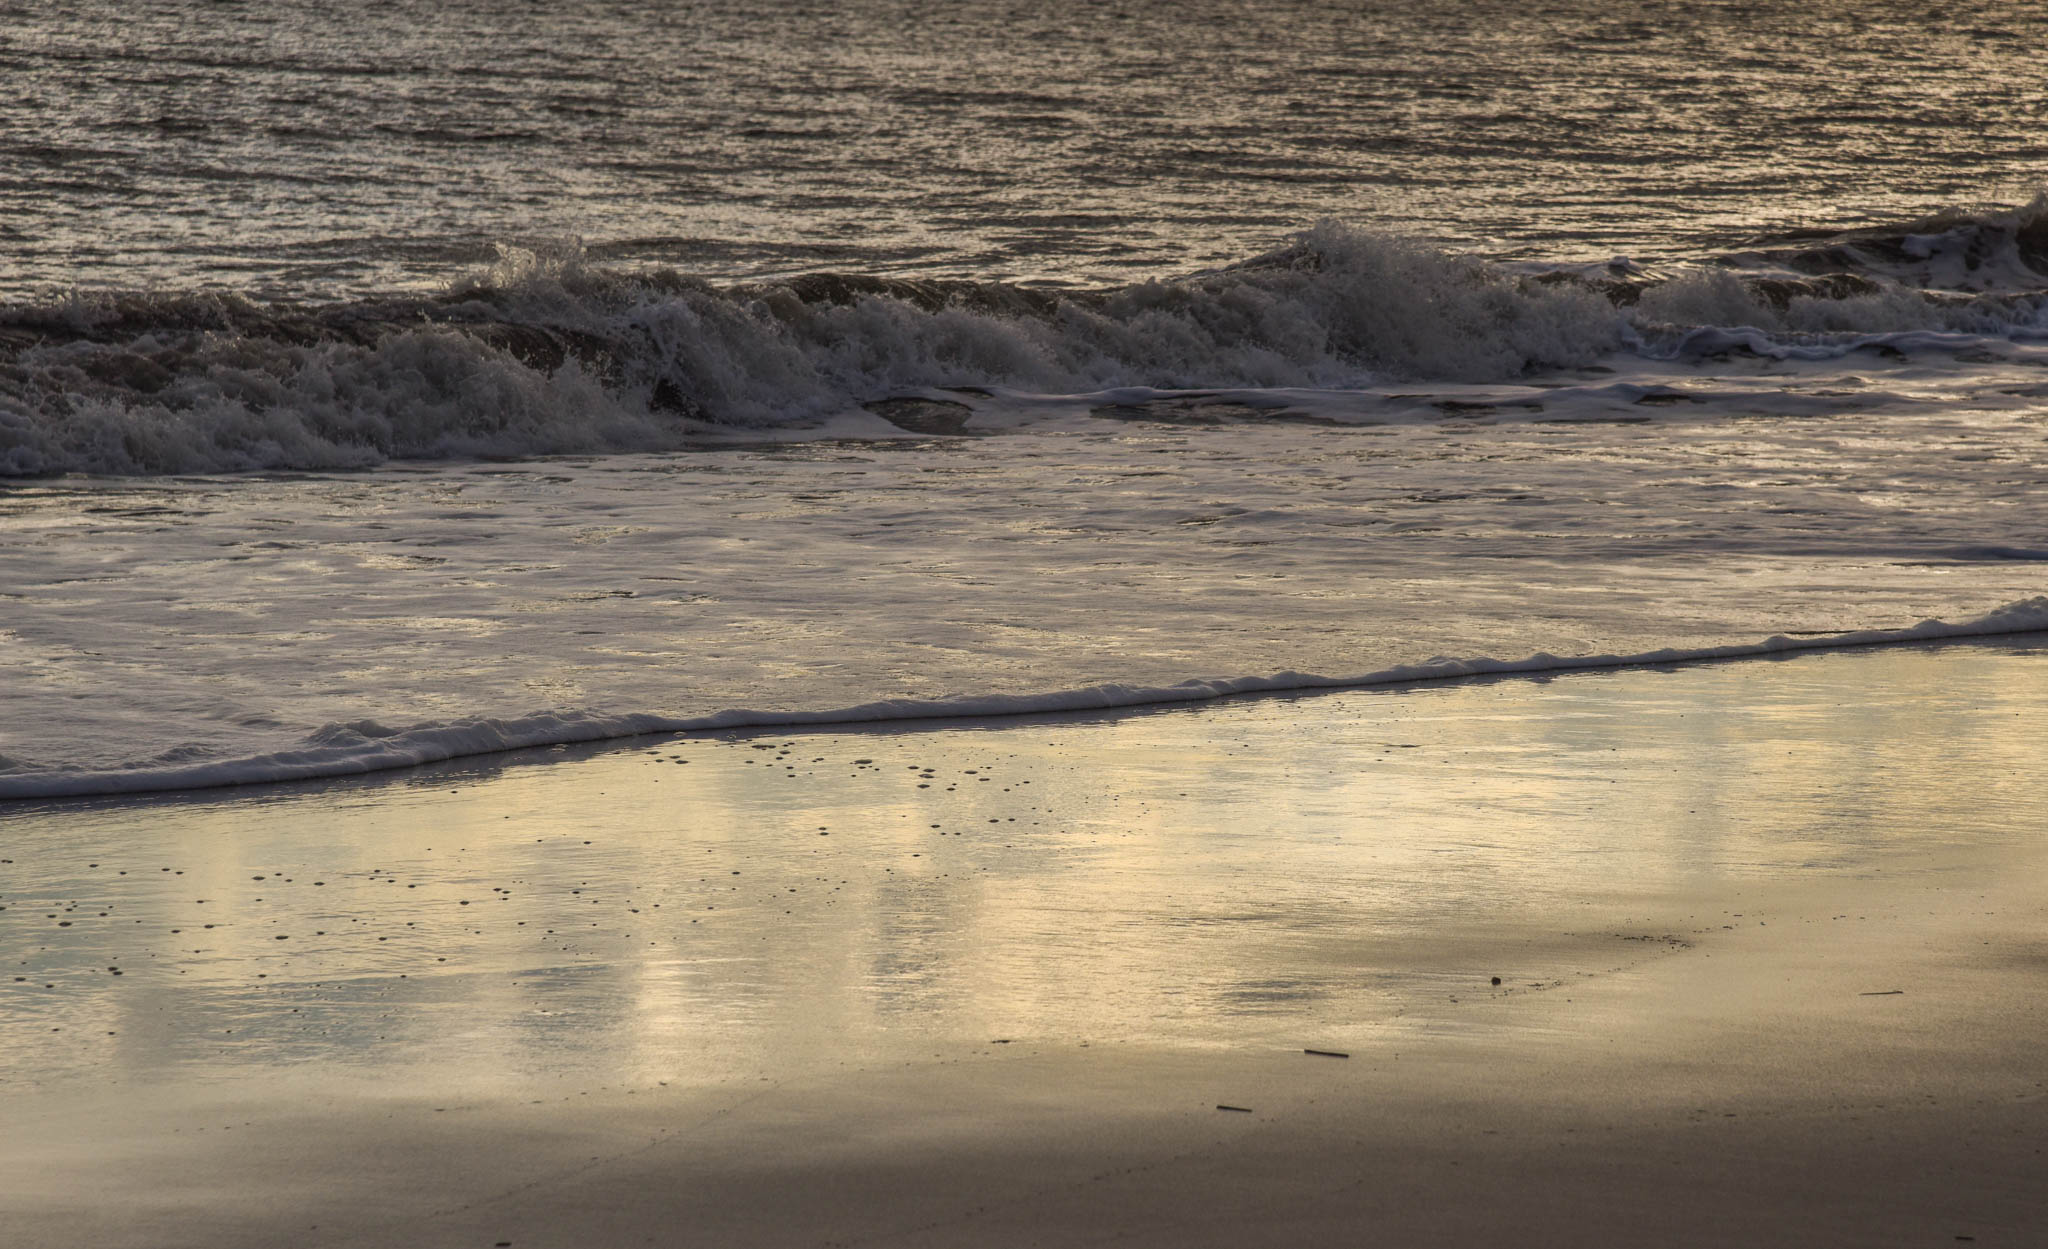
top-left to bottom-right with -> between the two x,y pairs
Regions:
3,0 -> 2046,798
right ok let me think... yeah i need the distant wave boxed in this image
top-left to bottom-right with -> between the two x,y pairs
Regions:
3,199 -> 2045,477
1729,192 -> 2048,296
5,597 -> 2045,800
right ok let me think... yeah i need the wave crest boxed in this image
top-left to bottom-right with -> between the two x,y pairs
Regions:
5,205 -> 2047,477
1734,192 -> 2048,294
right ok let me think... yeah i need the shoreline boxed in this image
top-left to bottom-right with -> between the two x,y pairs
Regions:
9,600 -> 2047,802
3,640 -> 2044,1246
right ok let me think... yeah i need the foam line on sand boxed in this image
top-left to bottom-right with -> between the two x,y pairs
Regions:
6,596 -> 2045,800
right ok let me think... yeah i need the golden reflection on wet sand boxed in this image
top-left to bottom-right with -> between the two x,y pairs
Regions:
2,638 -> 2045,1247
5,638 -> 2042,1092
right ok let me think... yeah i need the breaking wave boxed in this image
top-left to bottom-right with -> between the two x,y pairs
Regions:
1730,192 -> 2048,295
3,199 -> 2046,477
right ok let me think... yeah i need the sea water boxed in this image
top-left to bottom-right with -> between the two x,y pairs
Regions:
3,0 -> 2046,796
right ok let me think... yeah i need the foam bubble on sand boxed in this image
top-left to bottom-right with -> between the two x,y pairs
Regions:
6,597 -> 2044,801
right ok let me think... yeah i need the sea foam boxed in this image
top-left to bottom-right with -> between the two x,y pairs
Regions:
5,205 -> 2045,477
6,598 -> 2044,800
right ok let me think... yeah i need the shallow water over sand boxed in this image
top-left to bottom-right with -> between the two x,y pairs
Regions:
5,637 -> 2043,1094
10,408 -> 2048,791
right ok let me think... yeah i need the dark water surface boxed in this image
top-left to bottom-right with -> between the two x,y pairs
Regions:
6,0 -> 2046,298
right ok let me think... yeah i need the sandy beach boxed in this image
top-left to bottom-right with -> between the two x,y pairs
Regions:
4,637 -> 2045,1247
10,4 -> 2048,1245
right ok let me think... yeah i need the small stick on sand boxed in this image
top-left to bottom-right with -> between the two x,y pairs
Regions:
1858,989 -> 1905,996
1303,1049 -> 1350,1059
1216,1104 -> 1253,1113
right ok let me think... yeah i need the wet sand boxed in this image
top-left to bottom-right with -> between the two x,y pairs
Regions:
3,639 -> 2046,1247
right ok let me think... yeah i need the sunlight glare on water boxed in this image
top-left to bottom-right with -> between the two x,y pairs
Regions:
4,0 -> 2045,297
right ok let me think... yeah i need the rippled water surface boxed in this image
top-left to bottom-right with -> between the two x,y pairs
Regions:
6,0 -> 2046,297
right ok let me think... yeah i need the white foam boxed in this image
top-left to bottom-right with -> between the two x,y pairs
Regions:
7,598 -> 2043,801
1630,323 -> 2048,364
13,216 -> 2048,477
1757,194 -> 2048,295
